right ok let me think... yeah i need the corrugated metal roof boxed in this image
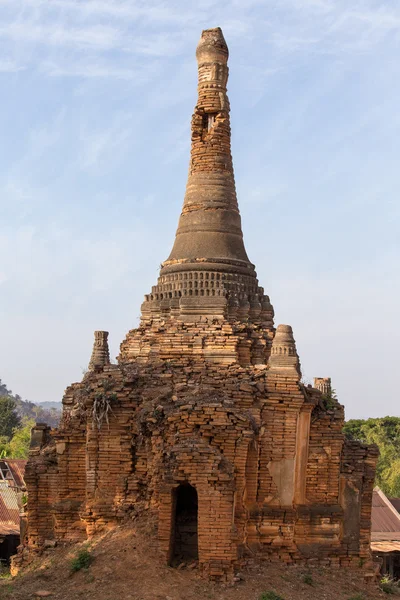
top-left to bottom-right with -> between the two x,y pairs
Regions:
372,541 -> 400,553
0,483 -> 20,536
0,459 -> 26,490
371,487 -> 400,542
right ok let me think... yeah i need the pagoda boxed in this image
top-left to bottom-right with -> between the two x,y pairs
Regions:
23,28 -> 378,581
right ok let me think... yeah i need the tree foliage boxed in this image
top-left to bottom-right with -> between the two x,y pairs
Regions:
0,396 -> 21,439
344,417 -> 400,497
9,418 -> 35,459
321,387 -> 338,410
0,419 -> 35,459
0,436 -> 11,458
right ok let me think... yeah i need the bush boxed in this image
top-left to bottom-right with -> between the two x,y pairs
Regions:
259,592 -> 285,600
302,573 -> 313,585
379,575 -> 400,594
348,595 -> 364,600
380,582 -> 394,594
70,548 -> 92,572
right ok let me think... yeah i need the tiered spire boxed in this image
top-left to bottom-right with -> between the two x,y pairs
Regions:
142,28 -> 271,322
163,28 -> 252,274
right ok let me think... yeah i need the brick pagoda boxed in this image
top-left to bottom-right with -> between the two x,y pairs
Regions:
24,28 -> 378,581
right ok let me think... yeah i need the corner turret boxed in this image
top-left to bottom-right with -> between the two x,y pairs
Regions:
88,331 -> 110,372
268,324 -> 301,378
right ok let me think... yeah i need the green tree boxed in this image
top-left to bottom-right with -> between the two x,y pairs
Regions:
0,378 -> 11,396
0,436 -> 10,458
344,417 -> 400,497
321,387 -> 338,410
0,396 -> 21,439
8,418 -> 35,459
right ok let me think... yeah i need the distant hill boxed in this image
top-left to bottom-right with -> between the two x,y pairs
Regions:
38,401 -> 63,411
0,378 -> 61,428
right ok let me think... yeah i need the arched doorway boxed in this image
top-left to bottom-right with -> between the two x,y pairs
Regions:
171,483 -> 198,564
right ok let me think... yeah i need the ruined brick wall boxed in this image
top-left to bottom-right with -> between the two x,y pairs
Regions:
119,317 -> 274,368
25,385 -> 88,547
24,320 -> 378,580
24,426 -> 58,547
340,440 -> 379,565
306,403 -> 344,504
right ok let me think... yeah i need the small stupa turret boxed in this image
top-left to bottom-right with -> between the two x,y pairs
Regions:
268,324 -> 301,378
88,331 -> 110,371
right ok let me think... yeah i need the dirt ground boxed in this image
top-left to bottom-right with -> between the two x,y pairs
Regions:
0,522 -> 397,600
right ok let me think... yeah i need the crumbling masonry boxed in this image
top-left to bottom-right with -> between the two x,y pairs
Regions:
23,28 -> 378,581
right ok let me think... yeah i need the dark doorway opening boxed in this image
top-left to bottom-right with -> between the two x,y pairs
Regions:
172,483 -> 198,564
0,535 -> 19,566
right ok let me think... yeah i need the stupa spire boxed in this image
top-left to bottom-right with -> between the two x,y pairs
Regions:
162,27 -> 252,275
141,28 -> 272,323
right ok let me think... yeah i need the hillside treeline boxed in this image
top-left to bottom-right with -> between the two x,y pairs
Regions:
0,378 -> 61,459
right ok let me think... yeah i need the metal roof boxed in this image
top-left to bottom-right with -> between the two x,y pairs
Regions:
371,487 -> 400,542
0,459 -> 26,490
0,483 -> 20,536
371,541 -> 400,553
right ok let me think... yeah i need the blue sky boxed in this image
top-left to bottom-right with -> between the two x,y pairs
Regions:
0,0 -> 399,419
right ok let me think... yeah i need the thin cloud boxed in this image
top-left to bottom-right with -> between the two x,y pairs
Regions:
0,0 -> 207,26
78,114 -> 134,170
0,22 -> 121,50
41,60 -> 139,80
0,58 -> 25,72
1,0 -> 399,80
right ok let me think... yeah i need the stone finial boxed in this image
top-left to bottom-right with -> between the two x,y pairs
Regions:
314,377 -> 331,395
196,27 -> 229,65
268,324 -> 301,378
88,331 -> 110,372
